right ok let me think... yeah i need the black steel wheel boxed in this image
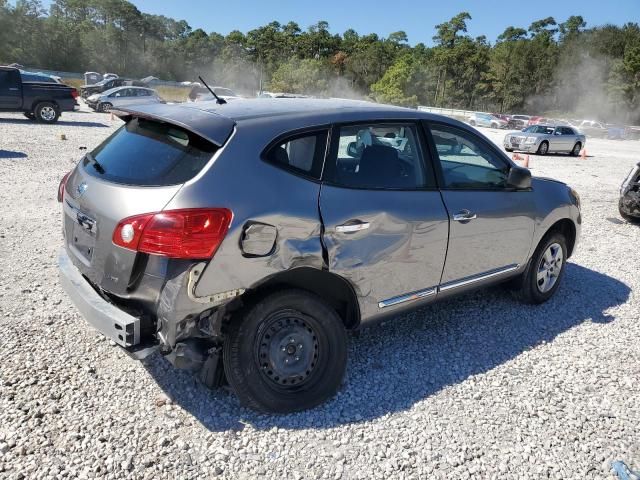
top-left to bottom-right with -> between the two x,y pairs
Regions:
224,289 -> 347,413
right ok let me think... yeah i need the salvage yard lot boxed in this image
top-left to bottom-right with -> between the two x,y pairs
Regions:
0,108 -> 639,479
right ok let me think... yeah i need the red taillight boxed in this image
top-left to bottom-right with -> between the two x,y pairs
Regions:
57,171 -> 71,202
112,208 -> 233,259
71,88 -> 79,99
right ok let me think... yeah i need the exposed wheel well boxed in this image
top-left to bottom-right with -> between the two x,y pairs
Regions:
545,219 -> 577,257
236,268 -> 360,330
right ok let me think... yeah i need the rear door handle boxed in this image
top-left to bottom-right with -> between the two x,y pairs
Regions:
452,210 -> 477,222
336,221 -> 370,233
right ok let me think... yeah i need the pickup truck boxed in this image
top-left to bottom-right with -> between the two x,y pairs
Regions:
0,66 -> 78,123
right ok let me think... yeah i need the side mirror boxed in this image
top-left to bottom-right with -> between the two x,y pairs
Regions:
507,165 -> 531,189
347,141 -> 360,158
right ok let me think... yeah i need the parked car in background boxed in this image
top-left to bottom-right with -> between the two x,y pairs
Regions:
504,124 -> 585,155
103,73 -> 118,80
80,77 -> 145,98
527,116 -> 552,126
258,91 -> 309,98
19,70 -> 62,84
58,99 -> 581,413
619,162 -> 640,223
468,112 -> 508,129
187,85 -> 240,102
577,120 -> 607,138
509,115 -> 531,129
492,113 -> 511,123
85,86 -> 163,112
0,66 -> 78,122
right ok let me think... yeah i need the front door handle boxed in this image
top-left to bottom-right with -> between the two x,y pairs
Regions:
336,221 -> 370,233
452,210 -> 477,222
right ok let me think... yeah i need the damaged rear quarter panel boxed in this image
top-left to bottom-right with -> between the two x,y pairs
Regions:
162,122 -> 325,299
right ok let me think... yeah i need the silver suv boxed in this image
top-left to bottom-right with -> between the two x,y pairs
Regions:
58,99 -> 581,413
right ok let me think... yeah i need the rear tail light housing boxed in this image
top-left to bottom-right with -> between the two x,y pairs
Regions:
70,88 -> 79,99
57,171 -> 71,202
112,208 -> 233,259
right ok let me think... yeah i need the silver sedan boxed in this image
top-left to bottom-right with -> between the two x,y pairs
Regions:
86,86 -> 164,113
504,125 -> 586,156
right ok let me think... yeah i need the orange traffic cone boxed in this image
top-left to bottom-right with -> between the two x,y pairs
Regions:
110,111 -> 114,121
523,154 -> 530,168
580,148 -> 587,160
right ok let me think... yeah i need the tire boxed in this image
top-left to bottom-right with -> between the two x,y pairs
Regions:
619,198 -> 640,224
491,122 -> 498,129
23,112 -> 35,121
469,120 -> 476,126
513,232 -> 567,304
98,102 -> 112,113
571,142 -> 582,156
536,141 -> 549,155
223,289 -> 348,413
34,102 -> 60,123
505,147 -> 514,152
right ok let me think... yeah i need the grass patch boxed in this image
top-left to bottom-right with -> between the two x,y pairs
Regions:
61,78 -> 84,90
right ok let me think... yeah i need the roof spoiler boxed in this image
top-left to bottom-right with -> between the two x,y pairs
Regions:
112,103 -> 236,147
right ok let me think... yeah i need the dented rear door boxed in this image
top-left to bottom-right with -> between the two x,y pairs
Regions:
319,122 -> 449,322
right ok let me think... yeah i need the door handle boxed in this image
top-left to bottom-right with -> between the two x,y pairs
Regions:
336,221 -> 370,233
452,210 -> 477,222
9,88 -> 19,91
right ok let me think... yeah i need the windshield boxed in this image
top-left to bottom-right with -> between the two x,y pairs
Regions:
83,118 -> 217,186
523,125 -> 554,134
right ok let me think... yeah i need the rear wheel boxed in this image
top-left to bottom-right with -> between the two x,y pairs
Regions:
619,198 -> 640,224
34,102 -> 60,123
513,232 -> 567,304
505,147 -> 514,152
491,122 -> 498,129
571,142 -> 582,156
223,290 -> 348,413
98,102 -> 112,113
537,141 -> 549,155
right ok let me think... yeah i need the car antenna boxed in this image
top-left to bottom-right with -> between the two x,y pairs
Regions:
198,75 -> 226,105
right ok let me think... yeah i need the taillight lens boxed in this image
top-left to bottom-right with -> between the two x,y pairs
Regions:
112,208 -> 233,259
71,88 -> 79,99
57,171 -> 71,202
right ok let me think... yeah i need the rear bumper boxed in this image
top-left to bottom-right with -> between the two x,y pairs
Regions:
58,247 -> 141,347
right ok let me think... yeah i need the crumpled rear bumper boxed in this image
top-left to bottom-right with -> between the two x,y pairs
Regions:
58,247 -> 140,347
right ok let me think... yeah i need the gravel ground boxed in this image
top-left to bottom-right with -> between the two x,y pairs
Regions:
0,107 -> 639,480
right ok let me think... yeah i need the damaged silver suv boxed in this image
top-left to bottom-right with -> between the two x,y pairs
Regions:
58,99 -> 581,413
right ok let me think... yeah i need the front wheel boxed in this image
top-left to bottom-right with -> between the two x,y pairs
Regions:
619,198 -> 640,224
223,290 -> 348,413
537,141 -> 549,155
98,102 -> 112,113
505,147 -> 514,152
514,232 -> 567,304
34,102 -> 60,123
469,120 -> 476,126
571,142 -> 582,156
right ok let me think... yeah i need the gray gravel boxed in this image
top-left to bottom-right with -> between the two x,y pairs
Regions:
1,109 -> 639,479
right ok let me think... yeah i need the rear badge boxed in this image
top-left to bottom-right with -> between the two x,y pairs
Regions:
76,182 -> 88,198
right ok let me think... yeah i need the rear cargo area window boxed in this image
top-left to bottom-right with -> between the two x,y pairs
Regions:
264,130 -> 328,180
83,118 -> 217,186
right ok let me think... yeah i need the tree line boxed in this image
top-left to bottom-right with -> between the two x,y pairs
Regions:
1,0 -> 639,122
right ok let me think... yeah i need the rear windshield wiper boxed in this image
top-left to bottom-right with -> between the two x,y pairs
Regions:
85,151 -> 105,174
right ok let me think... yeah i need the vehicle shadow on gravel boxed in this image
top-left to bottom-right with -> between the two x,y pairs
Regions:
142,262 -> 629,431
0,118 -> 109,128
0,150 -> 27,159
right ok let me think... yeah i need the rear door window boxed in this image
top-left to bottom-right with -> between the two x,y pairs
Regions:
324,123 -> 432,190
83,117 -> 217,186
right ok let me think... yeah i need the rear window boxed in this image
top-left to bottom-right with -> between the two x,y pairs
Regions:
84,117 -> 217,186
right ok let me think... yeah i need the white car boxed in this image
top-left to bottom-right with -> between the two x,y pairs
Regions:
86,86 -> 164,112
468,112 -> 508,129
187,85 -> 240,102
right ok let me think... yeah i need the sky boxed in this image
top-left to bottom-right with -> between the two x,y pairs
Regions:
35,0 -> 640,45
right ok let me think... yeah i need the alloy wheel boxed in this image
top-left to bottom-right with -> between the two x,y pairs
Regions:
40,106 -> 56,121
